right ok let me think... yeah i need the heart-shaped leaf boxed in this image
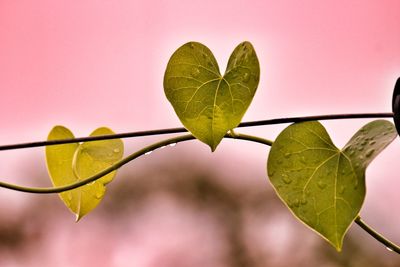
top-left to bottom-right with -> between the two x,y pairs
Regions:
164,41 -> 260,151
46,126 -> 124,221
267,120 -> 396,250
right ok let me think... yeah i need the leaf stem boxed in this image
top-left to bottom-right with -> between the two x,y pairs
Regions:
0,133 -> 272,194
355,216 -> 400,254
0,112 -> 392,151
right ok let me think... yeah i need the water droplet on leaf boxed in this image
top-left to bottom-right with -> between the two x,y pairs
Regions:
191,68 -> 200,78
339,186 -> 346,194
113,148 -> 120,153
361,140 -> 367,146
317,180 -> 327,189
169,143 -> 177,147
95,191 -> 103,199
353,179 -> 359,189
366,149 -> 375,157
242,73 -> 250,83
282,175 -> 292,184
386,246 -> 394,252
268,169 -> 275,177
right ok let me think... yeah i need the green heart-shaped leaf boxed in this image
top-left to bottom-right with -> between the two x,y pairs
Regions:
46,126 -> 124,221
164,41 -> 260,151
267,120 -> 396,251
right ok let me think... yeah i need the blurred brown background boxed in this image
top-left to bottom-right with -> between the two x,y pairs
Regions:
0,135 -> 398,267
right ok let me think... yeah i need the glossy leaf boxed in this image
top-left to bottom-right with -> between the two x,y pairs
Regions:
164,41 -> 260,151
267,120 -> 396,250
46,126 -> 124,221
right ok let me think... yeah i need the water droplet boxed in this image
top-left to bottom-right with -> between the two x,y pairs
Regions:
169,143 -> 177,147
282,175 -> 292,184
386,246 -> 394,252
359,155 -> 364,160
317,180 -> 327,189
277,159 -> 283,164
191,68 -> 200,78
348,149 -> 355,156
189,43 -> 195,49
88,181 -> 96,186
207,60 -> 213,67
369,140 -> 376,145
355,163 -> 360,168
284,153 -> 291,159
242,73 -> 250,83
366,149 -> 375,157
293,198 -> 300,207
383,132 -> 388,136
300,197 -> 308,205
339,185 -> 346,194
300,156 -> 306,164
361,140 -> 367,146
113,148 -> 120,153
268,170 -> 275,177
145,151 -> 152,155
353,179 -> 359,189
357,146 -> 364,151
95,191 -> 103,199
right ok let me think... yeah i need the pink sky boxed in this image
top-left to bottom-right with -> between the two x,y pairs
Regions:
0,0 -> 399,265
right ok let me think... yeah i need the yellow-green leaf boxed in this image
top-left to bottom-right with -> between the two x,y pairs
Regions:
46,126 -> 124,221
164,41 -> 260,151
267,120 -> 396,251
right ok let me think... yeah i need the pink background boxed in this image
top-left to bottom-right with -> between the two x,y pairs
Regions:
0,0 -> 399,266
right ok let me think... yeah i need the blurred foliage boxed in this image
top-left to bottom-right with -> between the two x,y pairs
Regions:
0,152 -> 398,267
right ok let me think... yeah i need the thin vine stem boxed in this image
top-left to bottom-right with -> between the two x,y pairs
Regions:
355,216 -> 400,254
0,112 -> 393,151
0,133 -> 272,194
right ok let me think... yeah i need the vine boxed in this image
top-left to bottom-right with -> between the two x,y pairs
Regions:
0,41 -> 399,254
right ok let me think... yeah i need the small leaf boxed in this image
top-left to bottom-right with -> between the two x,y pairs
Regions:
164,41 -> 260,151
267,120 -> 396,251
46,126 -> 124,221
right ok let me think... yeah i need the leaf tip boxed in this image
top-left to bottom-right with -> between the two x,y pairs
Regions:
75,213 -> 82,222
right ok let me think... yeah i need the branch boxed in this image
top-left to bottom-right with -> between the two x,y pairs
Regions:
0,133 -> 272,194
355,216 -> 400,254
0,112 -> 392,151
